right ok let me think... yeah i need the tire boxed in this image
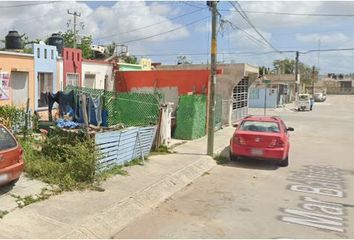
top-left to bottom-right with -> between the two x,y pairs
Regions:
229,150 -> 238,161
278,157 -> 289,167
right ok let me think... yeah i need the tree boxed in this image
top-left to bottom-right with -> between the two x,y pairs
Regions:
272,58 -> 314,85
121,55 -> 138,64
61,30 -> 94,59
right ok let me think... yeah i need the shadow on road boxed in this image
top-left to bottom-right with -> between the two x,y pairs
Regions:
218,146 -> 278,171
0,182 -> 15,196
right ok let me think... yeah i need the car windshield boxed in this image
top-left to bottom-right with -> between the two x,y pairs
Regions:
299,95 -> 309,100
240,121 -> 280,133
0,126 -> 17,151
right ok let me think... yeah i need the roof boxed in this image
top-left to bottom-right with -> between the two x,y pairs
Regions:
242,115 -> 282,122
0,51 -> 34,58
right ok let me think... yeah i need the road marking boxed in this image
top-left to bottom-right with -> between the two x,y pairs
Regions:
279,165 -> 348,233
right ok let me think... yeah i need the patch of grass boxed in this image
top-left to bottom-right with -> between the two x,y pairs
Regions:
151,145 -> 174,155
214,154 -> 230,165
11,187 -> 62,208
0,210 -> 9,219
96,165 -> 129,182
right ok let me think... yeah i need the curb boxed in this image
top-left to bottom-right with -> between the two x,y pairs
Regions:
61,156 -> 217,239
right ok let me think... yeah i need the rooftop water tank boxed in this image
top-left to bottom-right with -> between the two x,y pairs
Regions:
5,30 -> 23,49
48,33 -> 63,56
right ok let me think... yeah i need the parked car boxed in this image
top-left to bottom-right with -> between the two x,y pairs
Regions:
314,92 -> 326,102
229,116 -> 294,167
0,124 -> 24,186
296,93 -> 311,111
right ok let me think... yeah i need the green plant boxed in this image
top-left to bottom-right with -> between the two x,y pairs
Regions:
214,154 -> 229,165
20,129 -> 98,190
0,210 -> 9,219
151,145 -> 173,155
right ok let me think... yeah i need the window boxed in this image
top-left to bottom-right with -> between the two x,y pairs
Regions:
66,51 -> 68,60
240,121 -> 280,133
51,49 -> 54,59
77,53 -> 80,61
232,78 -> 249,110
37,48 -> 40,58
66,73 -> 79,87
72,52 -> 74,60
44,49 -> 47,59
84,74 -> 95,89
0,126 -> 17,151
38,73 -> 54,108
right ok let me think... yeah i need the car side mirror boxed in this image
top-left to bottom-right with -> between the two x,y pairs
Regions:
287,127 -> 294,131
232,123 -> 239,128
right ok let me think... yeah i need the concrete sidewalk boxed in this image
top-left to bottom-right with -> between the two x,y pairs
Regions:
0,127 -> 234,239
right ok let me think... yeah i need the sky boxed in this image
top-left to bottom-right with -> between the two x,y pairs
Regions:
1,1 -> 354,74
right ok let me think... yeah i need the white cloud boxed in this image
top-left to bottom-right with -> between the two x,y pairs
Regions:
296,32 -> 350,44
0,1 -> 189,48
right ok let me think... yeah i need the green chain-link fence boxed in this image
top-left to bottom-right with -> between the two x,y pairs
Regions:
174,94 -> 207,140
65,86 -> 162,127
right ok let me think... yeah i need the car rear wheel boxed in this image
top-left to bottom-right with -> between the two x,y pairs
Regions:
229,150 -> 238,161
278,157 -> 289,167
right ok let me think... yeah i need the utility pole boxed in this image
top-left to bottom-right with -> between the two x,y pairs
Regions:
207,0 -> 217,157
67,10 -> 81,49
263,68 -> 267,116
312,65 -> 315,95
295,51 -> 299,98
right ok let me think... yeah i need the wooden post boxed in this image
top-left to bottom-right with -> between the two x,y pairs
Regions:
81,94 -> 89,138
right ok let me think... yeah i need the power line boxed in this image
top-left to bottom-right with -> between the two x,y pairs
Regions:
181,1 -> 206,10
229,1 -> 280,52
219,9 -> 354,17
133,47 -> 354,57
115,16 -> 209,45
221,18 -> 272,50
95,8 -> 206,41
0,1 -> 59,9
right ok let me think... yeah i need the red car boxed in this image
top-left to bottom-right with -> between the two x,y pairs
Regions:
0,124 -> 24,186
229,116 -> 294,167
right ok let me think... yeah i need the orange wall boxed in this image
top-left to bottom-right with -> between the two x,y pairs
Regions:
0,53 -> 35,110
116,70 -> 210,95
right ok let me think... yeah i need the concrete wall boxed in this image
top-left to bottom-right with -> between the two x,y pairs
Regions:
57,58 -> 63,91
0,51 -> 35,110
249,87 -> 278,108
82,60 -> 113,89
33,43 -> 58,110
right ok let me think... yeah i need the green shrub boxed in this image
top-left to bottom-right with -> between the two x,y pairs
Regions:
20,130 -> 98,191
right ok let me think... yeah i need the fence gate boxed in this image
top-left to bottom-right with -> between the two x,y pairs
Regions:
232,78 -> 249,123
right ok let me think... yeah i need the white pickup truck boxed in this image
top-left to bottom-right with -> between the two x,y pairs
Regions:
296,94 -> 311,111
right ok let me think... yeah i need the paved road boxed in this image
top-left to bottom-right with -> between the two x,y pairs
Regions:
114,95 -> 354,239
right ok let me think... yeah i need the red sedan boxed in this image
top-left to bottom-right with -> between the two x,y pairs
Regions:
0,124 -> 24,186
229,116 -> 294,167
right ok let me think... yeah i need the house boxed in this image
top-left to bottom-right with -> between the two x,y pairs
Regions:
82,59 -> 114,90
33,43 -> 58,111
0,51 -> 35,110
62,48 -> 82,89
265,74 -> 296,102
156,63 -> 259,126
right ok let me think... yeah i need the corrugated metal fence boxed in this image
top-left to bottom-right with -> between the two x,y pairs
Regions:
95,126 -> 157,170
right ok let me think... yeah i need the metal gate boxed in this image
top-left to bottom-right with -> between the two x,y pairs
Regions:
232,78 -> 249,123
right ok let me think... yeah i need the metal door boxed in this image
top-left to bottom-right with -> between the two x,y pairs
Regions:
10,72 -> 28,107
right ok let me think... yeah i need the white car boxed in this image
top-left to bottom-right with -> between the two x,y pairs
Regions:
314,92 -> 326,102
296,94 -> 311,111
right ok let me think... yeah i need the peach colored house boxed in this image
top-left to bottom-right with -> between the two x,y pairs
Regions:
0,51 -> 35,111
